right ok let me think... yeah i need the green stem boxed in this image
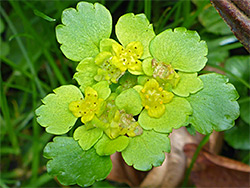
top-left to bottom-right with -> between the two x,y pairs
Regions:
1,56 -> 32,79
144,0 -> 151,21
0,64 -> 20,154
182,133 -> 211,187
0,179 -> 9,188
156,2 -> 179,33
238,97 -> 250,104
217,42 -> 243,51
0,7 -> 46,97
2,82 -> 33,93
10,1 -> 67,86
30,81 -> 40,185
182,0 -> 207,28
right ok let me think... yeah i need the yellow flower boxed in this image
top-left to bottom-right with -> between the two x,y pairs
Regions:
94,51 -> 123,83
69,87 -> 104,124
111,41 -> 144,74
140,79 -> 174,118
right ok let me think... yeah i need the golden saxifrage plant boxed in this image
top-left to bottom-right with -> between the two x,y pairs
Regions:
35,2 -> 240,187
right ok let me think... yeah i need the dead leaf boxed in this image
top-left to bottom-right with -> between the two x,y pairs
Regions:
141,127 -> 203,188
184,143 -> 250,187
107,128 -> 223,187
107,152 -> 148,187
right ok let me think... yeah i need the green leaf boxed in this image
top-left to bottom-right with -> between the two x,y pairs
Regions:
149,27 -> 208,72
191,0 -> 210,7
95,134 -> 129,155
0,19 -> 4,34
138,97 -> 192,133
187,73 -> 240,134
43,137 -> 112,187
56,2 -> 112,61
121,130 -> 170,171
205,35 -> 236,65
115,13 -> 155,59
74,57 -> 98,92
172,72 -> 203,97
186,124 -> 196,136
34,9 -> 56,22
92,181 -> 115,188
142,57 -> 153,76
199,6 -> 232,35
115,88 -> 143,115
0,39 -> 10,57
239,98 -> 250,125
92,81 -> 111,100
100,38 -> 118,52
73,126 -> 103,150
116,72 -> 137,94
224,120 -> 250,150
225,56 -> 250,96
36,85 -> 83,134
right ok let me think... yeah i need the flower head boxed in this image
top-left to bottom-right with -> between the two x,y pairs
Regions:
111,41 -> 143,74
69,87 -> 104,123
140,79 -> 174,118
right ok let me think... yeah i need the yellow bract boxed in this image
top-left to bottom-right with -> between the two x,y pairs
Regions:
94,51 -> 123,83
104,110 -> 143,139
140,79 -> 174,118
69,87 -> 104,124
111,41 -> 143,74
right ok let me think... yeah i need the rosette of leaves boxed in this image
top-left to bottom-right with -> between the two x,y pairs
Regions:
35,1 -> 240,187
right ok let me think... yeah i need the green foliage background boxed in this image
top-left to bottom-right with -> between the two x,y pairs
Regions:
0,0 -> 249,187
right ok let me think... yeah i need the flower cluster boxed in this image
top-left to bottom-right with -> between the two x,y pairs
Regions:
36,2 -> 239,187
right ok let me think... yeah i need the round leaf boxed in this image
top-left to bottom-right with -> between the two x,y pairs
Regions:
73,126 -> 103,150
36,85 -> 83,135
172,72 -> 203,97
92,81 -> 111,100
56,2 -> 112,61
139,97 -> 192,133
74,57 -> 98,92
115,13 -> 155,59
149,27 -> 208,72
95,134 -> 129,155
121,130 -> 170,171
187,73 -> 240,134
43,137 -> 112,187
115,88 -> 143,115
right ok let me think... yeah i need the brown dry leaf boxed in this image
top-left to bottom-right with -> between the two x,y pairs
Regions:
107,152 -> 148,187
107,128 -> 214,187
140,127 -> 203,188
184,143 -> 250,188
